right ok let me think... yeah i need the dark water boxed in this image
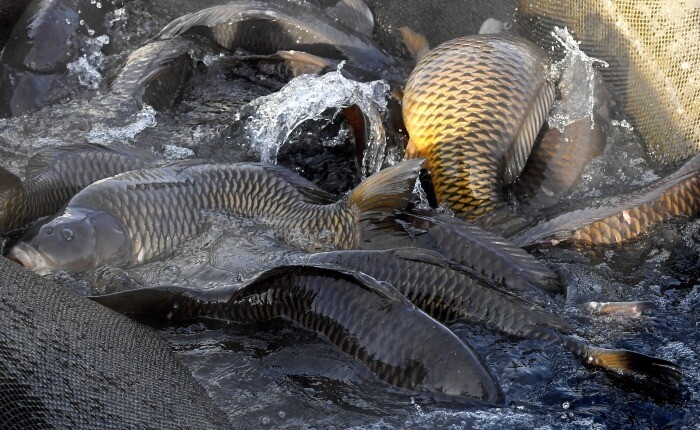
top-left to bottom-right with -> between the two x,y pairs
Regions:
0,0 -> 698,428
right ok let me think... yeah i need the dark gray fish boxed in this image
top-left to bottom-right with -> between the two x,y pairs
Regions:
394,211 -> 560,295
9,159 -> 422,274
0,0 -> 123,116
156,0 -> 395,76
0,256 -> 232,429
108,37 -> 207,111
0,143 -> 156,235
308,247 -> 570,336
91,263 -> 504,403
306,247 -> 681,388
510,153 -> 700,247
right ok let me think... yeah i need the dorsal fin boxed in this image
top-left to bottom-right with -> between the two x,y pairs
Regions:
479,18 -> 506,35
258,164 -> 336,204
399,27 -> 430,62
325,0 -> 374,37
502,77 -> 556,185
0,166 -> 23,195
25,143 -> 156,179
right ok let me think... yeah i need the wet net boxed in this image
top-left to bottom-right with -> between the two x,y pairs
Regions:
515,0 -> 700,168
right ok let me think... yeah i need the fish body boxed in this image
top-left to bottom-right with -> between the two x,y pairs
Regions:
308,248 -> 571,337
0,143 -> 155,234
305,248 -> 681,388
0,0 -> 122,116
511,153 -> 700,246
156,0 -> 395,76
108,38 -> 206,112
402,34 -> 554,216
515,56 -> 612,208
92,264 -> 504,403
9,159 -> 421,273
395,212 -> 560,294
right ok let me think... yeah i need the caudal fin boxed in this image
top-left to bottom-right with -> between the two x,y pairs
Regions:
347,158 -> 423,217
562,335 -> 681,389
400,27 -> 430,62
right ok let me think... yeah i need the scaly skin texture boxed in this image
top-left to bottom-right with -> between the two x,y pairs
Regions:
402,35 -> 554,216
68,163 -> 360,261
510,153 -> 700,246
395,212 -> 559,294
157,0 -> 395,77
571,175 -> 700,245
308,248 -> 571,338
95,265 -> 504,402
0,144 -> 154,234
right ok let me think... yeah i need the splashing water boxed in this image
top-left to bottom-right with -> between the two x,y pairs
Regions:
66,35 -> 111,90
239,68 -> 390,176
87,105 -> 157,143
548,27 -> 610,132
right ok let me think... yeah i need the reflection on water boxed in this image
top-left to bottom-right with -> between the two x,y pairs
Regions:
0,0 -> 698,428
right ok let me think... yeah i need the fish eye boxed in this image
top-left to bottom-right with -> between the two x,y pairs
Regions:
62,228 -> 74,241
45,226 -> 53,235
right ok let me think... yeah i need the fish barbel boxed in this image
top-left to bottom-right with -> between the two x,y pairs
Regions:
402,33 -> 555,216
9,159 -> 422,274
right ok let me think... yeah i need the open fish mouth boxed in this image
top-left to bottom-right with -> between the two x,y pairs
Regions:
6,243 -> 54,275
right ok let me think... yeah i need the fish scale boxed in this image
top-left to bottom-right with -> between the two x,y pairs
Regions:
10,160 -> 421,274
510,153 -> 700,246
207,266 -> 503,400
0,144 -> 154,234
307,249 -> 571,338
403,35 -> 554,216
572,175 -> 700,245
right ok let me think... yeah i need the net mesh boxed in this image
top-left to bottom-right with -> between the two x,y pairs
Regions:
515,0 -> 700,167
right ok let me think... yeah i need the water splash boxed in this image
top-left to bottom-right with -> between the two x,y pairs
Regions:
548,27 -> 609,132
87,105 -> 157,143
238,68 -> 390,176
67,35 -> 110,90
163,144 -> 195,160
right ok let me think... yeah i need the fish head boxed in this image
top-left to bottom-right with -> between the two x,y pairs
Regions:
8,208 -> 130,274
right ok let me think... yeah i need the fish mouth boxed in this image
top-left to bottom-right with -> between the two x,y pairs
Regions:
6,242 -> 54,275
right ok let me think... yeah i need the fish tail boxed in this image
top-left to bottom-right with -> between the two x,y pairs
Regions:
347,158 -> 423,217
399,27 -> 430,62
0,166 -> 27,232
561,335 -> 681,388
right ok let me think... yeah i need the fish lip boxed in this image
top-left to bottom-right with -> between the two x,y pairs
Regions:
6,242 -> 54,275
